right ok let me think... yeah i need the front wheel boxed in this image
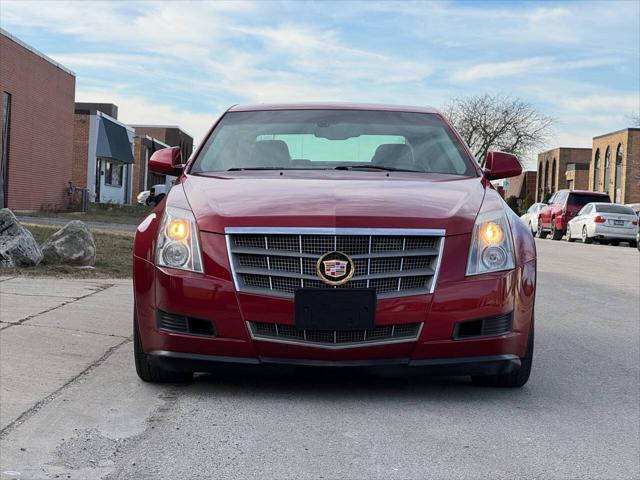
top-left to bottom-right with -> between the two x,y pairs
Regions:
537,221 -> 548,239
567,225 -> 576,242
550,220 -> 564,240
134,311 -> 193,383
472,320 -> 534,388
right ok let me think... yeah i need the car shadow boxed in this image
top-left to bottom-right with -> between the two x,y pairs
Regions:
185,363 -> 532,402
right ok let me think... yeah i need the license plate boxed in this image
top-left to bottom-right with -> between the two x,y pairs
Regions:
295,289 -> 376,331
614,220 -> 624,226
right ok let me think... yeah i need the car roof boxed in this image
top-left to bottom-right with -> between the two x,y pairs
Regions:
227,103 -> 440,114
565,190 -> 609,195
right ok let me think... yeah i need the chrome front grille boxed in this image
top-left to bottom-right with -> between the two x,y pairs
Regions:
247,321 -> 422,348
226,228 -> 445,299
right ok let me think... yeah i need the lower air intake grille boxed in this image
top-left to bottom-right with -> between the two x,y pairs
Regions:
157,310 -> 216,337
453,312 -> 512,339
247,321 -> 422,348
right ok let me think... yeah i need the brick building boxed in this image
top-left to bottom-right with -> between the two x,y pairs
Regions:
0,29 -> 76,210
72,103 -> 135,205
503,171 -> 537,201
131,134 -> 169,201
536,147 -> 591,201
129,125 -> 193,161
129,125 -> 193,201
589,128 -> 640,204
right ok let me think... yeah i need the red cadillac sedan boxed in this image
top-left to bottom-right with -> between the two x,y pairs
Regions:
133,104 -> 536,388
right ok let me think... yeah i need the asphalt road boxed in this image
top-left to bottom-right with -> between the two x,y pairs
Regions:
1,239 -> 638,479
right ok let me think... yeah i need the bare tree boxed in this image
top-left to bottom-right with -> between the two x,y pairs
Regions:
626,111 -> 640,127
444,94 -> 554,167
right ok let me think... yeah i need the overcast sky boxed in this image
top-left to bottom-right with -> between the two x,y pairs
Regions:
2,0 -> 638,165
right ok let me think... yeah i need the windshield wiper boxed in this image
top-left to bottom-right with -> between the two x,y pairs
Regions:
334,165 -> 421,172
227,167 -> 293,171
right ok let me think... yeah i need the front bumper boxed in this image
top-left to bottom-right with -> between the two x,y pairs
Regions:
134,247 -> 536,372
147,350 -> 521,375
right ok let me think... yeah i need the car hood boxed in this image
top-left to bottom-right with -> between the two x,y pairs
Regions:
183,171 -> 485,236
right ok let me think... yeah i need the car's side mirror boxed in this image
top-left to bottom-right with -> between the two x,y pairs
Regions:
149,146 -> 183,175
484,151 -> 522,180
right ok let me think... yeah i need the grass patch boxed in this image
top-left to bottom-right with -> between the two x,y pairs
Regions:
3,224 -> 134,278
19,203 -> 153,225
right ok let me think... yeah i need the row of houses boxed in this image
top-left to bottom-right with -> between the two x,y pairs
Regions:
502,128 -> 639,206
0,29 -> 193,211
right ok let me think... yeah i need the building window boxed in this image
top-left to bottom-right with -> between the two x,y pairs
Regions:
544,161 -> 549,191
603,146 -> 611,194
0,92 -> 11,208
593,149 -> 600,190
614,143 -> 623,203
104,160 -> 123,187
551,158 -> 556,192
537,162 -> 542,199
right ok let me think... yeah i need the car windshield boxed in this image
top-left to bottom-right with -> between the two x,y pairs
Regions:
569,194 -> 611,207
191,110 -> 476,176
595,204 -> 635,214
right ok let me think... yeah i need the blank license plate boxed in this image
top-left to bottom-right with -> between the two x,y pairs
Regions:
295,289 -> 376,331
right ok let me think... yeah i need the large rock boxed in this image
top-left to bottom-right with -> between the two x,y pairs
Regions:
42,220 -> 96,266
0,209 -> 43,267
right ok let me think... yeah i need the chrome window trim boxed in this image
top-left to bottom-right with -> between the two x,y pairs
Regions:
246,321 -> 424,350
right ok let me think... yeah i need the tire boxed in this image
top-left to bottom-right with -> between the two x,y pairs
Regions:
134,311 -> 193,383
631,239 -> 638,249
582,226 -> 593,244
566,225 -> 576,242
529,222 -> 535,236
537,221 -> 548,239
550,219 -> 563,240
610,240 -> 620,246
472,320 -> 534,388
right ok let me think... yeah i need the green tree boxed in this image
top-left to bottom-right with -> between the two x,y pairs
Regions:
521,192 -> 534,213
505,196 -> 520,215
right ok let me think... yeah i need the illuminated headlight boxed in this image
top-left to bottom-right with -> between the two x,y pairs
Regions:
466,208 -> 515,275
156,206 -> 204,273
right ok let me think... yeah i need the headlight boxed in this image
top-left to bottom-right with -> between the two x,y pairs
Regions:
156,206 -> 204,273
466,207 -> 515,275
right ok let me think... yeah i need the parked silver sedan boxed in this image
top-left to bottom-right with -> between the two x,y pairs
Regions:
520,202 -> 546,235
567,202 -> 639,247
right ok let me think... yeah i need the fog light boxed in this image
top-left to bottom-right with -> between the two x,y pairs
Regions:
481,246 -> 507,269
162,240 -> 189,267
481,222 -> 504,245
167,219 -> 189,241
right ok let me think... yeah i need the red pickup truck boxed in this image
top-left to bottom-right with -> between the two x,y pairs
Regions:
537,189 -> 611,240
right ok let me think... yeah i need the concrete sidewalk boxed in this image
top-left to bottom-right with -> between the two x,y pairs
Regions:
0,276 -> 133,432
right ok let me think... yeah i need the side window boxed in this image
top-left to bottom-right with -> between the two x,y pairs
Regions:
548,193 -> 557,204
578,205 -> 591,216
556,191 -> 567,205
